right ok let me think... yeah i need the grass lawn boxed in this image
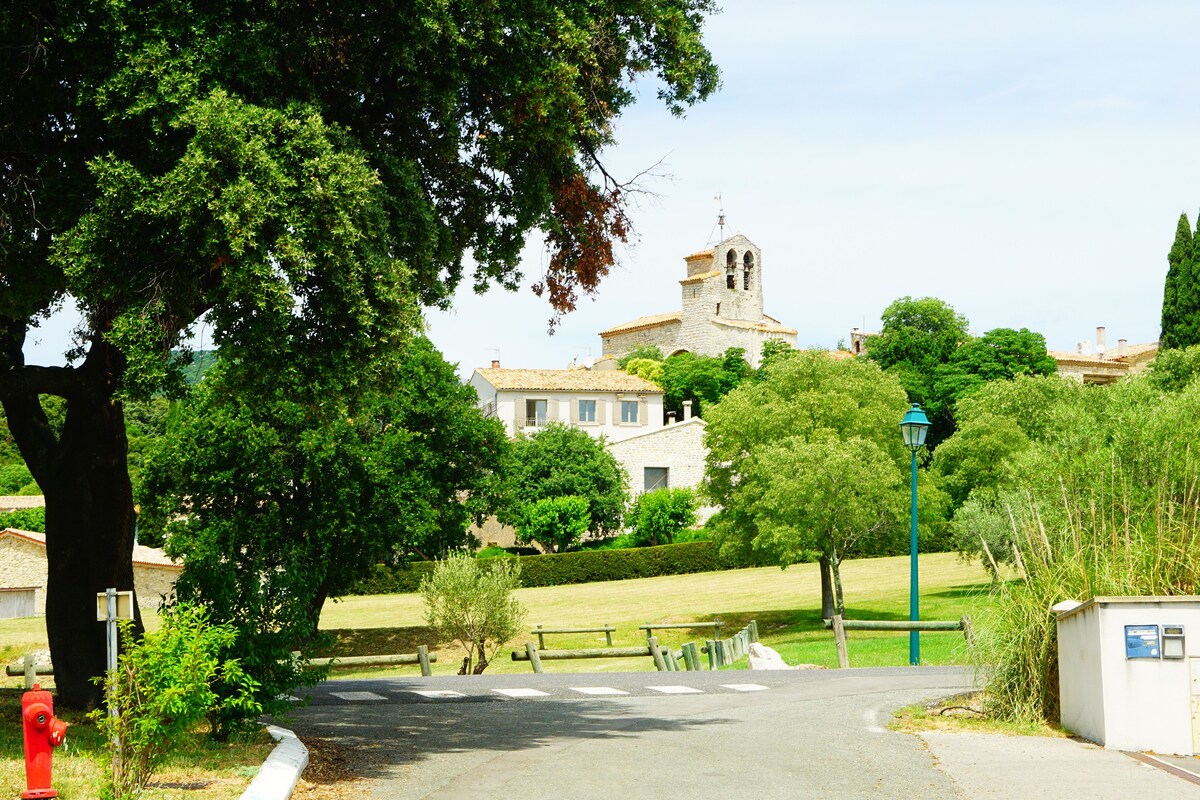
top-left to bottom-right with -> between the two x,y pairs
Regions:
317,551 -> 999,677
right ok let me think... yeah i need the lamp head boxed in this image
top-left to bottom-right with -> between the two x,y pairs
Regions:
900,403 -> 931,450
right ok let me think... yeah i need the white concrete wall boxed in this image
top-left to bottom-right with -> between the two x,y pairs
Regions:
1058,597 -> 1200,755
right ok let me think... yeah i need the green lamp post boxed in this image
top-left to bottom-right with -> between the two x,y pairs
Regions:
900,403 -> 931,666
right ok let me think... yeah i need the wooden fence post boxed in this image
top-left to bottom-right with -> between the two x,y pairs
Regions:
704,640 -> 716,671
649,636 -> 668,671
681,642 -> 699,671
960,615 -> 975,648
832,614 -> 850,669
24,654 -> 35,690
604,624 -> 614,647
417,645 -> 432,677
525,641 -> 544,674
534,625 -> 546,651
749,620 -> 759,643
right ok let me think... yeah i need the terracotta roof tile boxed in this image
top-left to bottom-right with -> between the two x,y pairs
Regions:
0,528 -> 181,568
473,368 -> 663,393
0,496 -> 45,510
684,248 -> 715,260
679,270 -> 722,286
598,312 -> 682,337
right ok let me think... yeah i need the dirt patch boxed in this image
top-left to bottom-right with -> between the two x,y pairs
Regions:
291,737 -> 364,800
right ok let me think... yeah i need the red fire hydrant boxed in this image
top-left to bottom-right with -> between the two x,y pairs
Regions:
21,684 -> 67,799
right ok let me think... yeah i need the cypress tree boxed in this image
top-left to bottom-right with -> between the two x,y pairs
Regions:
1161,212 -> 1199,349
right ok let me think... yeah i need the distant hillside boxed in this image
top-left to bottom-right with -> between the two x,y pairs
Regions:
181,349 -> 219,384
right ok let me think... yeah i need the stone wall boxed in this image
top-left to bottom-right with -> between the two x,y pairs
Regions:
600,321 -> 682,359
609,418 -> 708,495
0,535 -> 47,613
133,563 -> 182,610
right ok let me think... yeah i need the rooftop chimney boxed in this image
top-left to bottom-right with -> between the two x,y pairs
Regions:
682,400 -> 693,421
1096,326 -> 1106,357
667,411 -> 677,425
491,359 -> 501,369
1118,338 -> 1128,357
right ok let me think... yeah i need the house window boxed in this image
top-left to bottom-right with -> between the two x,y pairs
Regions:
578,399 -> 596,423
620,400 -> 639,424
525,398 -> 547,427
644,467 -> 669,491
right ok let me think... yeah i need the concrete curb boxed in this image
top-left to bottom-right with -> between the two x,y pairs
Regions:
238,725 -> 309,800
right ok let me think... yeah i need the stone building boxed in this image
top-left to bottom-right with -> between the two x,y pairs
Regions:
599,233 -> 797,368
1049,327 -> 1158,385
0,528 -> 182,618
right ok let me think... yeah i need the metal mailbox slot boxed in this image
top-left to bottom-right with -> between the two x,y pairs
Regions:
1125,624 -> 1161,659
1163,625 -> 1186,659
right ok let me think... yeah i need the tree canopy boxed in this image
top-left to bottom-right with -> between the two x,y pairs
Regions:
500,422 -> 629,543
704,351 -> 940,617
1161,212 -> 1200,350
0,2 -> 719,707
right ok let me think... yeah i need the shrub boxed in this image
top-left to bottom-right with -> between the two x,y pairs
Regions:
0,506 -> 45,532
515,495 -> 590,553
91,604 -> 260,800
420,552 -> 525,674
628,488 -> 698,546
349,540 -> 753,595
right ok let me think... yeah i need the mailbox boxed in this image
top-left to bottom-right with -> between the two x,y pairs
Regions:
1125,624 -> 1160,659
1163,625 -> 1186,659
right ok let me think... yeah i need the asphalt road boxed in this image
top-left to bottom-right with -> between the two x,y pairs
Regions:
282,667 -> 975,799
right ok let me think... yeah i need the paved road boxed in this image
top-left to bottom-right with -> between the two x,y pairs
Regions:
282,667 -> 1200,799
284,667 -> 974,799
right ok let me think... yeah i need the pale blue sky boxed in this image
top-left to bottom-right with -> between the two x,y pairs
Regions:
25,3 -> 1200,377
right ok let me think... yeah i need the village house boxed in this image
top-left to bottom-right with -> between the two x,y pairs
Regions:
0,527 -> 181,619
1049,327 -> 1158,385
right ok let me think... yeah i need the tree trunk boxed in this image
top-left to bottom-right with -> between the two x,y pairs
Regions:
1,341 -> 140,710
818,554 -> 835,620
831,548 -> 845,618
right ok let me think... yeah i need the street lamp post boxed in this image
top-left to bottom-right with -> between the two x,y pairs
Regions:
900,403 -> 930,666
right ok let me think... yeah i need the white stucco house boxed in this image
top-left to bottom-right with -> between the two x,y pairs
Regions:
469,365 -> 665,442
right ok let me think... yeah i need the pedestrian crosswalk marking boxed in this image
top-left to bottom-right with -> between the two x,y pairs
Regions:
722,684 -> 769,692
330,691 -> 387,701
570,687 -> 629,696
410,690 -> 467,699
493,688 -> 551,698
647,685 -> 704,694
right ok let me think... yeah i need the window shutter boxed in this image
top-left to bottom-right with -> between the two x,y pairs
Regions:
639,399 -> 648,425
569,398 -> 579,422
547,399 -> 559,420
597,399 -> 607,424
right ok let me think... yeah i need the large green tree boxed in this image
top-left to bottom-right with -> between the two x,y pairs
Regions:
1161,212 -> 1200,350
500,422 -> 629,543
139,337 -> 509,726
0,2 -> 718,707
704,351 -> 935,618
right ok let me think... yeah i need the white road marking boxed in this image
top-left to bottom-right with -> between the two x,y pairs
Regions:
410,690 -> 467,699
647,685 -> 704,694
570,687 -> 629,696
721,683 -> 769,692
330,691 -> 387,701
492,688 -> 550,698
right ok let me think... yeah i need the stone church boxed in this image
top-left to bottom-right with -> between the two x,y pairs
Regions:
598,233 -> 796,368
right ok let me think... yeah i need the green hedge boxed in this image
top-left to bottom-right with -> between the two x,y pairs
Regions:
349,540 -> 747,595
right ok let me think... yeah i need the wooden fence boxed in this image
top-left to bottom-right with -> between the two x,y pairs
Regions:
824,614 -> 974,668
511,620 -> 759,673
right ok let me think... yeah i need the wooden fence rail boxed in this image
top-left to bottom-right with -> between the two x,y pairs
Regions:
825,614 -> 974,668
530,624 -> 617,649
512,637 -> 675,674
639,620 -> 722,643
307,646 -> 436,677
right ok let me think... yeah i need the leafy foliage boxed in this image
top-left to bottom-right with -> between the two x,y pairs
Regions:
1161,212 -> 1200,350
0,0 -> 719,706
515,495 -> 591,553
501,423 -> 628,541
420,552 -> 526,675
141,337 -> 507,725
1147,343 -> 1200,392
90,604 -> 260,798
704,351 -> 939,617
0,507 -> 45,532
935,372 -> 1200,723
616,345 -> 665,369
628,487 -> 698,547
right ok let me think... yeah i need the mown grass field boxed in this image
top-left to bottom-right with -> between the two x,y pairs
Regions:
317,551 -> 999,677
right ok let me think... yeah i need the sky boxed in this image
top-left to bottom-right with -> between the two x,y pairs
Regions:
24,2 -> 1200,377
